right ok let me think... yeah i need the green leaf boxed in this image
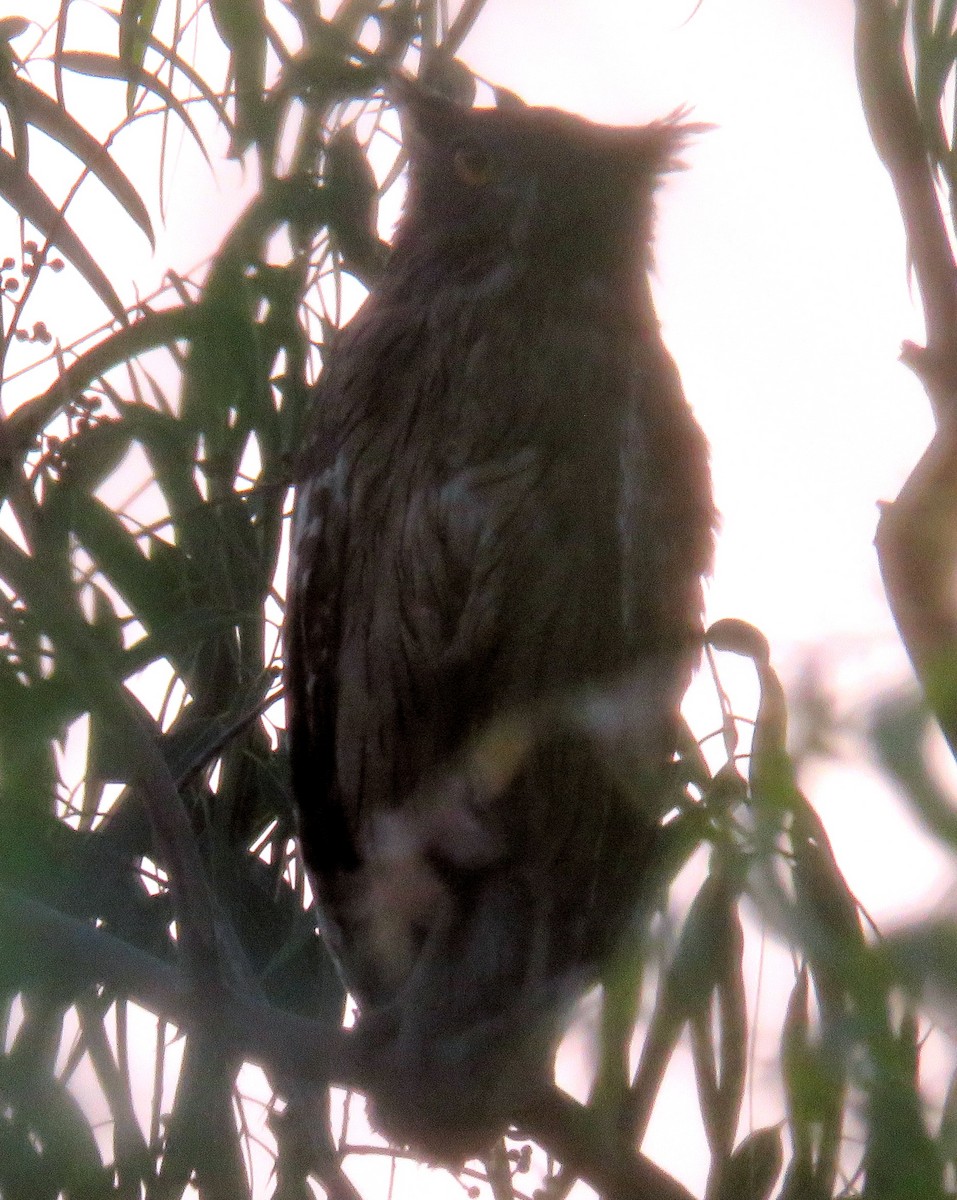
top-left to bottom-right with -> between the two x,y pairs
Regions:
781,966 -> 812,1159
0,1117 -> 54,1197
180,249 -> 271,480
100,7 -> 233,134
714,1126 -> 783,1200
883,921 -> 957,998
871,692 -> 957,851
748,655 -> 794,819
0,660 -> 60,860
936,0 -> 957,36
58,418 -> 135,492
89,582 -> 125,658
209,0 -> 268,154
687,867 -> 746,1162
707,617 -> 771,666
119,0 -> 160,73
780,968 -> 845,1196
778,1157 -> 828,1200
325,126 -> 387,283
0,148 -> 127,323
0,43 -> 29,172
112,401 -> 203,535
0,1050 -> 109,1196
863,1058 -> 945,1200
119,0 -> 160,115
0,17 -> 30,43
8,71 -> 153,245
58,491 -> 188,659
714,916 -> 747,1152
52,0 -> 71,111
790,796 -> 863,955
8,306 -> 200,453
56,51 -> 212,166
665,867 -> 742,1021
939,1066 -> 957,1166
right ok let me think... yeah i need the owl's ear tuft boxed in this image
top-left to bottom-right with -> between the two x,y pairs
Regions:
493,86 -> 526,110
631,110 -> 713,177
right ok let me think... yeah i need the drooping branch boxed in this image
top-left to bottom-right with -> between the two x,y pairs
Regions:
854,0 -> 957,754
0,883 -> 696,1200
516,1088 -> 696,1200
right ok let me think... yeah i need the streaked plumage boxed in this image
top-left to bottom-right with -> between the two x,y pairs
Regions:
284,79 -> 714,1160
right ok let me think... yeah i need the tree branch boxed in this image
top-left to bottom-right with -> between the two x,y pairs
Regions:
1,883 -> 696,1200
854,0 -> 957,754
855,0 -> 957,376
516,1088 -> 696,1200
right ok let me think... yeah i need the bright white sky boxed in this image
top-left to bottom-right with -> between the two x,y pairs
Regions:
4,1 -> 957,1196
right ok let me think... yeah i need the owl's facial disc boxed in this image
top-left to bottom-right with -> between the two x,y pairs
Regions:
390,75 -> 700,275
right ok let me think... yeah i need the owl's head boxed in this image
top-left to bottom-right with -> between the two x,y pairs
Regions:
389,74 -> 702,281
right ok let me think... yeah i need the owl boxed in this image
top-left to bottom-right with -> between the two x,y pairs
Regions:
284,76 -> 714,1162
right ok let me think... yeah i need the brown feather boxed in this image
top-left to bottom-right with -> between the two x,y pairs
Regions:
284,79 -> 714,1162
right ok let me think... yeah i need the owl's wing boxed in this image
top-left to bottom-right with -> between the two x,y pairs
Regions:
614,338 -> 712,678
285,351 -> 551,1001
283,310 -> 502,886
284,360 -> 359,881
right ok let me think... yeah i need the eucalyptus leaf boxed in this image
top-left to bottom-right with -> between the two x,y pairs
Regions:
0,17 -> 30,42
713,1126 -> 783,1200
7,71 -> 154,244
0,149 -> 127,323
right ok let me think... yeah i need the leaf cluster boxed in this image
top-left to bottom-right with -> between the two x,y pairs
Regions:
0,3 -> 955,1200
0,2 -> 446,1196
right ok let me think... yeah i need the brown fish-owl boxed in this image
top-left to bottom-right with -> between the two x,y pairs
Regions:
284,78 -> 714,1161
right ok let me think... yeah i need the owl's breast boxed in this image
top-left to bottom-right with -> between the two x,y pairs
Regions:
416,288 -> 711,636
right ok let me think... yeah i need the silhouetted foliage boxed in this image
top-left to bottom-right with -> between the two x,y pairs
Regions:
0,3 -> 954,1199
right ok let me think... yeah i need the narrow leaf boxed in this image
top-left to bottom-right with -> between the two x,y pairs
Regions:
781,966 -> 813,1165
209,0 -> 268,153
8,306 -> 200,450
0,148 -> 127,323
0,17 -> 30,42
10,72 -> 153,244
100,8 -> 233,133
57,51 -> 211,166
0,47 -> 29,172
54,0 -> 70,108
707,617 -> 771,666
665,868 -> 740,1020
119,0 -> 160,74
58,418 -> 134,492
714,1127 -> 783,1200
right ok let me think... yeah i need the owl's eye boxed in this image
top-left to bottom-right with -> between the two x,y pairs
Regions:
452,144 -> 495,187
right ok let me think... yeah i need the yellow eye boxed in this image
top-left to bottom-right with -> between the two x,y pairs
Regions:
453,144 -> 494,186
